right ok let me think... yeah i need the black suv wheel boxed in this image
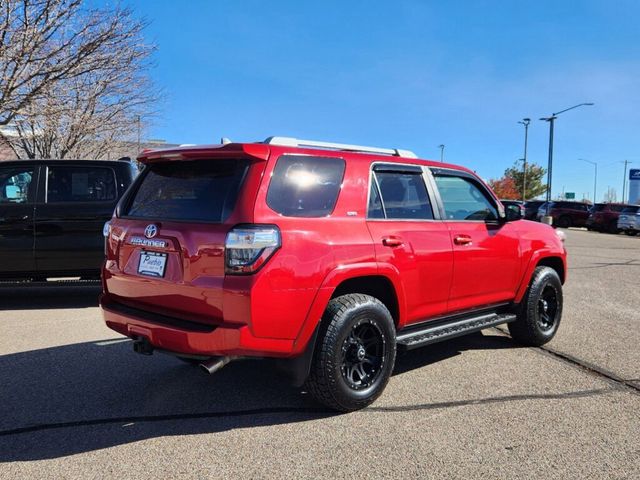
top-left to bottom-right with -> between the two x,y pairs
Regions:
509,266 -> 563,346
305,294 -> 396,412
556,216 -> 572,228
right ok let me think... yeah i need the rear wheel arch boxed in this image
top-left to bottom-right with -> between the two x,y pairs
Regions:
284,272 -> 402,387
331,275 -> 400,327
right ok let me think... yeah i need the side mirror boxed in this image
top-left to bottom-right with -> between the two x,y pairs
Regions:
504,204 -> 524,222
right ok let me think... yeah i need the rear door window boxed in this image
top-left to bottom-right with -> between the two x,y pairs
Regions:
47,166 -> 116,203
369,170 -> 434,220
266,155 -> 345,217
125,160 -> 248,223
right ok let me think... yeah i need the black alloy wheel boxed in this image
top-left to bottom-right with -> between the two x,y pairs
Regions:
340,320 -> 386,390
305,294 -> 396,412
536,284 -> 559,332
509,266 -> 563,346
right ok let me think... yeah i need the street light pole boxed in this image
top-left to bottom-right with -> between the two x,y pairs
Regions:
578,158 -> 597,203
518,118 -> 530,201
622,160 -> 631,202
438,144 -> 445,162
540,102 -> 594,218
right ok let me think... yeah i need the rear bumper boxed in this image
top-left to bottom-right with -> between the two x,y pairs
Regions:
618,220 -> 638,231
100,295 -> 295,358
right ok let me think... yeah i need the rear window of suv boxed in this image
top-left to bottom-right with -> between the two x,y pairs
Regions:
267,155 -> 345,217
125,160 -> 248,222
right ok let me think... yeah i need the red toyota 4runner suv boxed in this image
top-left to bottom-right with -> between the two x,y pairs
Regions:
101,137 -> 567,411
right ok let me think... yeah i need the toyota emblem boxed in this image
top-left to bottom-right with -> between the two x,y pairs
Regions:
144,224 -> 158,238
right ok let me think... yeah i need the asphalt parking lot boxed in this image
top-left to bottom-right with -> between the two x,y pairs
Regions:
0,229 -> 638,479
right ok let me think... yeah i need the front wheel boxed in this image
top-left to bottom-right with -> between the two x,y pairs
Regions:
509,266 -> 563,347
305,294 -> 396,412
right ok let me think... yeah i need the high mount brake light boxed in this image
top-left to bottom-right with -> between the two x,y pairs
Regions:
225,225 -> 281,274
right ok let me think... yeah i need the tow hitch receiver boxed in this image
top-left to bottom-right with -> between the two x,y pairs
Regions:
133,337 -> 154,355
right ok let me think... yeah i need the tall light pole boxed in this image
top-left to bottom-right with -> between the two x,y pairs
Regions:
438,144 -> 445,162
517,118 -> 530,201
540,102 -> 594,217
578,158 -> 597,203
622,160 -> 632,203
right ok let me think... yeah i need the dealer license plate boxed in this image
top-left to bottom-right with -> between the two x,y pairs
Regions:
138,251 -> 167,277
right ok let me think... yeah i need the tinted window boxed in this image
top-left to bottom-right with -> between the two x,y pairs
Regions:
0,167 -> 34,204
371,171 -> 433,220
434,174 -> 498,221
267,155 -> 345,217
126,160 -> 248,222
622,206 -> 640,214
592,204 -> 606,212
47,166 -> 116,203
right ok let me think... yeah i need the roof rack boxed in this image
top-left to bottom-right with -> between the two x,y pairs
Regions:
263,136 -> 417,159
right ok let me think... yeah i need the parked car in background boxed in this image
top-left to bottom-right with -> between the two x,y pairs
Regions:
500,199 -> 525,219
617,205 -> 640,235
524,200 -> 545,220
536,201 -> 591,228
586,203 -> 633,233
101,136 -> 567,412
0,159 -> 137,280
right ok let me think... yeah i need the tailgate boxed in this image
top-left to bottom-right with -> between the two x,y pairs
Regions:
105,220 -> 229,325
103,156 -> 264,326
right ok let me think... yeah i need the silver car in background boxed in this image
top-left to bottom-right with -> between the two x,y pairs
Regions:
617,205 -> 640,235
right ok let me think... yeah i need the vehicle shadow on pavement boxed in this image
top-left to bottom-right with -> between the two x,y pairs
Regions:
0,332 -> 518,461
0,284 -> 101,310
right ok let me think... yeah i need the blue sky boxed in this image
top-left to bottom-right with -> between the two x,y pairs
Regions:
123,0 -> 639,202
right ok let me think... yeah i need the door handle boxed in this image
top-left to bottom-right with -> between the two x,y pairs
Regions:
453,235 -> 473,246
382,237 -> 403,247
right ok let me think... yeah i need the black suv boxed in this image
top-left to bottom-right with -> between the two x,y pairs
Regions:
524,200 -> 545,220
0,159 -> 137,280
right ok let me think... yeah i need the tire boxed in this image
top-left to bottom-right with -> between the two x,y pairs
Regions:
305,294 -> 396,412
556,216 -> 571,229
508,266 -> 563,347
608,221 -> 620,234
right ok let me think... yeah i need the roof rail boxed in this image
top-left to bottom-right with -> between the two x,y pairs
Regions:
263,136 -> 417,158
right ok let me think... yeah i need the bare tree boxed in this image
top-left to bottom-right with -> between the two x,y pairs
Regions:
603,187 -> 617,203
0,0 -> 157,159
